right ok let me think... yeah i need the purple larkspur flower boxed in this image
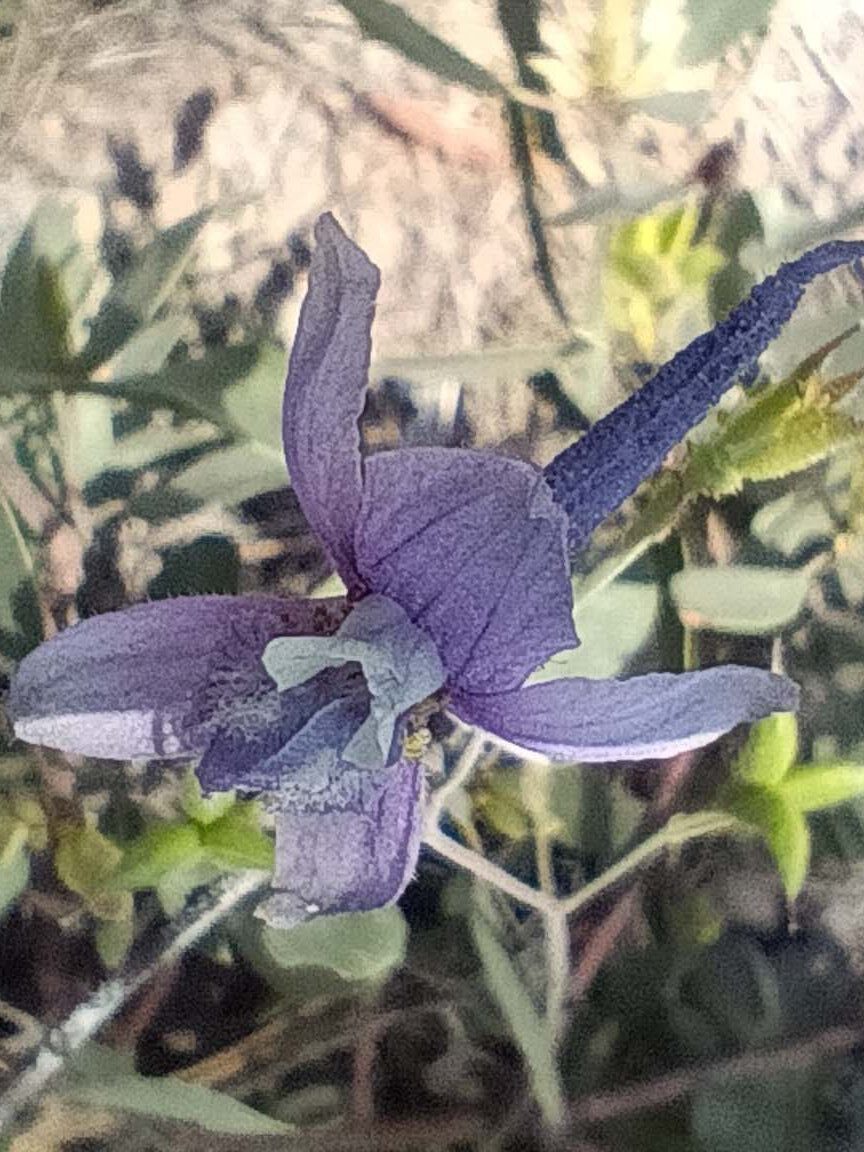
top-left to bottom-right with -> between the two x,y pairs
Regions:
8,215 -> 864,925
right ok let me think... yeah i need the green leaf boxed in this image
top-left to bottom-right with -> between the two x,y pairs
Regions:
472,767 -> 531,843
80,210 -> 210,370
680,0 -> 779,65
670,565 -> 810,634
693,1075 -> 821,1152
733,713 -> 798,788
94,914 -> 134,971
684,376 -> 862,498
114,822 -> 205,891
115,342 -> 264,426
767,801 -> 811,901
171,443 -> 287,504
666,933 -> 782,1055
156,860 -> 221,919
181,771 -> 236,826
547,178 -> 686,227
726,786 -> 810,900
0,202 -> 75,372
748,191 -> 864,271
0,494 -> 35,641
530,580 -> 659,682
780,763 -> 864,814
60,394 -> 116,486
222,341 -> 288,452
470,897 -> 564,1127
199,804 -> 274,872
148,535 -> 240,597
751,493 -> 834,557
104,314 -> 188,380
836,533 -> 864,606
0,848 -> 29,918
55,824 -> 122,896
0,340 -> 266,438
335,0 -> 504,93
625,90 -> 714,125
94,419 -> 219,473
261,906 -> 407,982
371,341 -> 591,390
65,1046 -> 291,1135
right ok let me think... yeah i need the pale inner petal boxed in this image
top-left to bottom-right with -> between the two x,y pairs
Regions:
262,594 -> 444,769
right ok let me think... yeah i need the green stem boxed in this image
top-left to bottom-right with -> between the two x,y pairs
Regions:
558,810 -> 740,917
425,812 -> 742,921
682,625 -> 700,672
425,730 -> 485,830
424,829 -> 557,914
543,908 -> 570,1045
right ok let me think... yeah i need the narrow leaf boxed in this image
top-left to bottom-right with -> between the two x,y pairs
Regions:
0,494 -> 35,641
670,565 -> 810,634
781,763 -> 864,814
751,493 -> 834,557
114,823 -> 205,891
199,804 -> 274,871
0,204 -> 75,372
172,442 -> 287,504
733,713 -> 798,788
470,899 -> 564,1127
104,314 -> 188,380
836,534 -> 864,606
80,210 -> 210,369
66,1069 -> 291,1135
726,786 -> 810,900
336,0 -> 504,93
0,849 -> 29,919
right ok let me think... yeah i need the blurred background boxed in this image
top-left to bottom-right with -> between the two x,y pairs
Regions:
2,1 -> 864,1149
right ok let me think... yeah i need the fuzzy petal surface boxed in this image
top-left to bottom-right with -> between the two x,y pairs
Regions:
450,666 -> 800,762
355,448 -> 576,693
259,757 -> 424,927
283,213 -> 380,592
9,596 -> 347,761
196,665 -> 370,794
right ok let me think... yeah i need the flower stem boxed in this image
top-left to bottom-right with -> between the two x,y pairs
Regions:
426,812 -> 741,922
424,829 -> 558,914
558,811 -> 740,917
426,730 -> 485,829
543,907 -> 570,1045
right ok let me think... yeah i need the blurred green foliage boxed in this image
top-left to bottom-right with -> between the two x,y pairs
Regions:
605,201 -> 725,356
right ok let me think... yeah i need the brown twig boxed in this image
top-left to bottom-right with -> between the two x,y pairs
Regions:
571,888 -> 641,1000
569,1026 -> 862,1127
652,751 -> 698,818
102,965 -> 181,1053
350,1006 -> 380,1130
570,752 -> 698,1000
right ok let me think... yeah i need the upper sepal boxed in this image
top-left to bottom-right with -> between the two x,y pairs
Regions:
283,214 -> 380,593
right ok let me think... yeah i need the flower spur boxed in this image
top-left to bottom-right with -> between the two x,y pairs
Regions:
8,215 -> 864,925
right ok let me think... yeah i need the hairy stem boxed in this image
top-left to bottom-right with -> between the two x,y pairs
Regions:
425,811 -> 742,921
